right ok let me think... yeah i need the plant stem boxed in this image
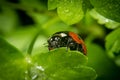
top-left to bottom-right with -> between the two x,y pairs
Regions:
27,31 -> 40,55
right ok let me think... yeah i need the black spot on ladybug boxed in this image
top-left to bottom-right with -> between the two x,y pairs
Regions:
47,31 -> 87,55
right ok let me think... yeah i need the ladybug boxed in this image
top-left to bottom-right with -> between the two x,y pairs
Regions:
47,31 -> 87,55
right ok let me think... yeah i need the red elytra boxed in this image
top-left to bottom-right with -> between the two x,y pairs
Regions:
69,32 -> 87,55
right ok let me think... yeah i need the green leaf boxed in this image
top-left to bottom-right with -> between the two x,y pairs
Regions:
32,48 -> 97,80
33,48 -> 88,68
105,28 -> 120,66
50,66 -> 97,80
90,0 -> 120,22
57,0 -> 84,25
48,0 -> 93,24
90,9 -> 120,29
0,37 -> 26,80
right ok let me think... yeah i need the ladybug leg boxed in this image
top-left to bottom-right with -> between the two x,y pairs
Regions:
77,44 -> 79,51
66,42 -> 69,52
66,38 -> 71,52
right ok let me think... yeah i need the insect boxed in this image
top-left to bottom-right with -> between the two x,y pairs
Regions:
47,31 -> 87,55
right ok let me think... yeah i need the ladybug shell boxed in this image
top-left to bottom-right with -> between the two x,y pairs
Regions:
47,31 -> 87,55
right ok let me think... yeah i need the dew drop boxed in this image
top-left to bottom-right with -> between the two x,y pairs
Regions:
36,66 -> 44,71
32,74 -> 38,80
105,19 -> 109,23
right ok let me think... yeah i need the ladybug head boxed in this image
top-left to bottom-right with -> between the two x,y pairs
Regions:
47,35 -> 62,50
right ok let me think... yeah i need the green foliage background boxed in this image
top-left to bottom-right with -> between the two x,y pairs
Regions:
0,0 -> 120,80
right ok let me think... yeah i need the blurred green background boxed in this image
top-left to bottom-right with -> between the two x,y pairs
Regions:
0,0 -> 120,80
